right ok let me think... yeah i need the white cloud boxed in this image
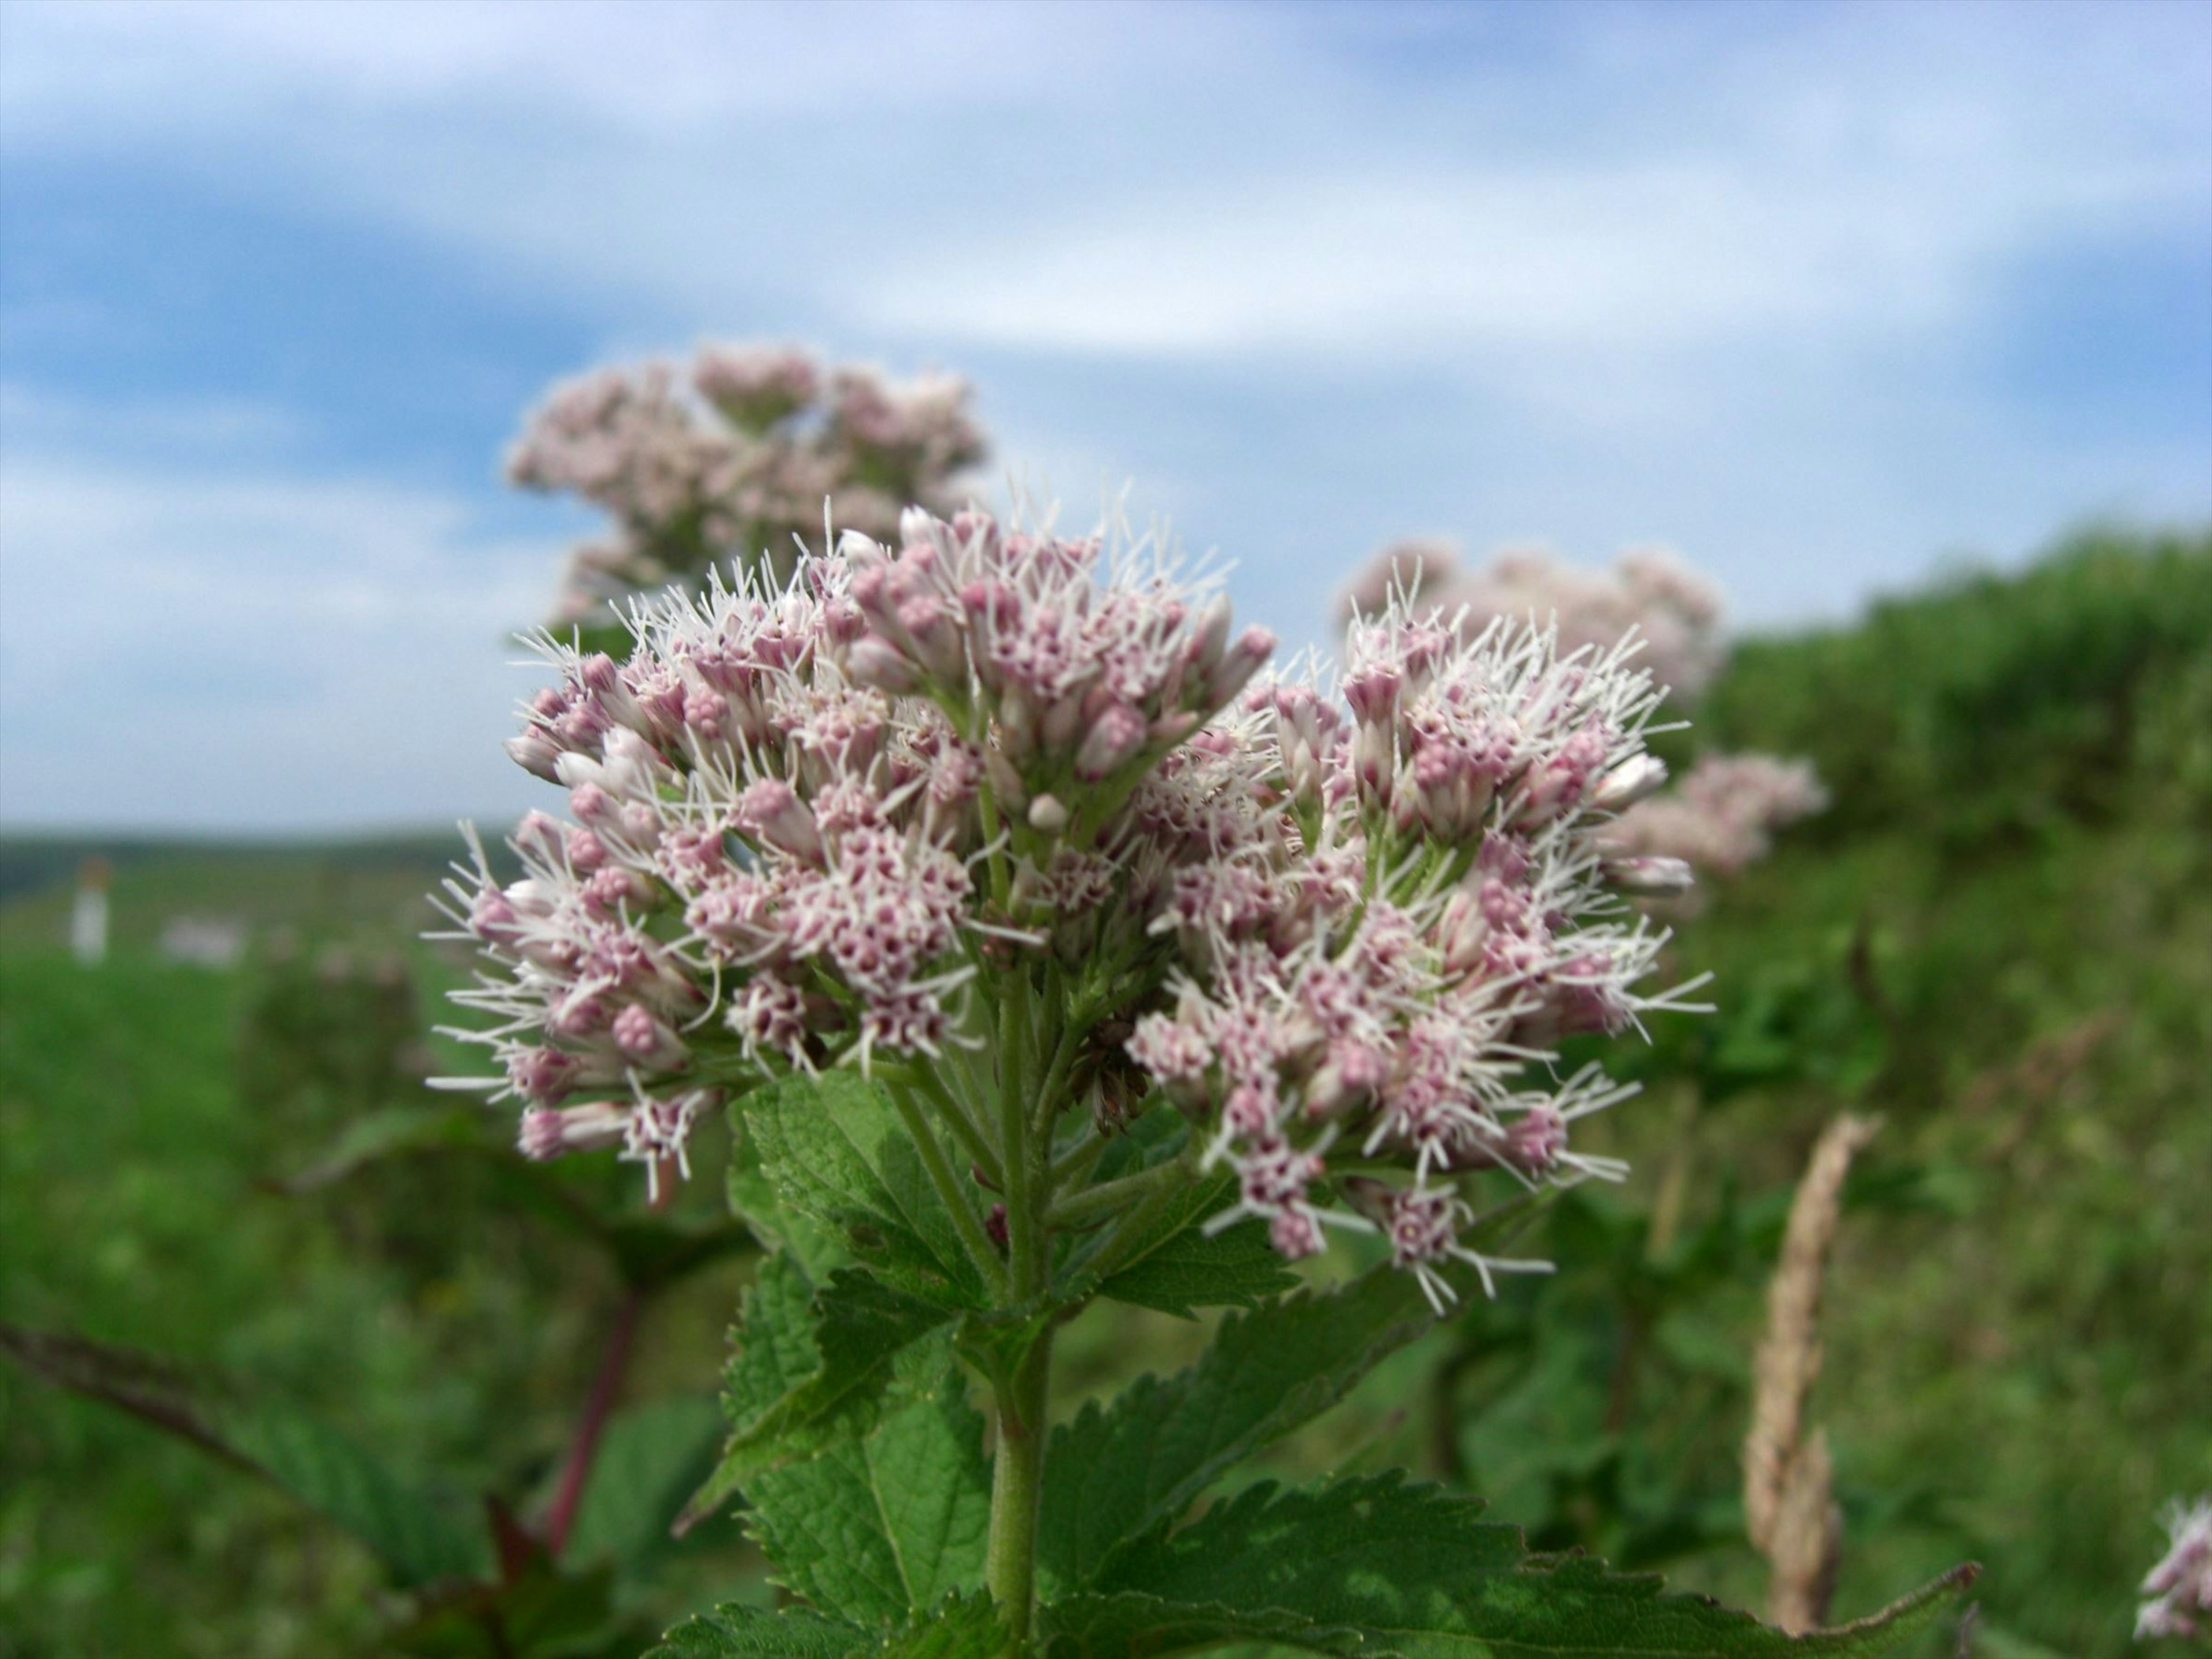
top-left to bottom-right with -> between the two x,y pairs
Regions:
0,440 -> 561,831
3,0 -> 2202,372
0,0 -> 1278,138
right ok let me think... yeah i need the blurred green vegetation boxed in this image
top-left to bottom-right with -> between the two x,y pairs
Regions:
2,526 -> 2206,1657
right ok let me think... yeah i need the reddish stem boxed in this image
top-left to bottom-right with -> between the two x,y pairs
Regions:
543,1288 -> 644,1558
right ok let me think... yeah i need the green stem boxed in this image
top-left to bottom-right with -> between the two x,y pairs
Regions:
985,964 -> 1057,1645
1048,1128 -> 1109,1190
915,1065 -> 1003,1188
884,1081 -> 1008,1298
1046,1157 -> 1190,1230
984,1326 -> 1053,1643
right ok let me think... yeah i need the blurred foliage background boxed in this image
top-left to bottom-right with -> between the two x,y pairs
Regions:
2,525 -> 2206,1658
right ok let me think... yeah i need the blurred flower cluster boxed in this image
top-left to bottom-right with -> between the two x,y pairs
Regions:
507,343 -> 986,631
2140,1497 -> 2212,1643
1341,537 -> 1823,891
1340,538 -> 1728,703
1602,752 -> 1828,882
438,504 -> 1698,1299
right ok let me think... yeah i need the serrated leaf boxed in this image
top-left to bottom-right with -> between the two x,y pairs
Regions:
1090,1175 -> 1300,1319
728,1100 -> 851,1281
1044,1474 -> 1972,1658
0,1323 -> 486,1588
681,1253 -> 959,1533
562,1396 -> 725,1569
1035,1263 -> 1445,1595
743,1337 -> 992,1623
880,1592 -> 1012,1659
741,1072 -> 989,1308
645,1603 -> 869,1659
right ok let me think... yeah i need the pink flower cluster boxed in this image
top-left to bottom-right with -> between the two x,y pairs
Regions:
2140,1498 -> 2212,1643
506,343 -> 986,628
1127,612 -> 1700,1305
438,506 -> 1696,1295
1603,752 -> 1829,882
1340,539 -> 1727,706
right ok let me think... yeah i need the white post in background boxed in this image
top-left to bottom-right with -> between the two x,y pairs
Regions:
71,855 -> 111,966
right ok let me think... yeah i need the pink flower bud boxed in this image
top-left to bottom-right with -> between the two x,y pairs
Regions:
736,778 -> 825,863
1074,703 -> 1147,781
505,729 -> 565,781
1206,625 -> 1275,709
847,634 -> 920,692
569,782 -> 619,828
518,1100 -> 628,1160
612,1002 -> 687,1068
566,827 -> 608,872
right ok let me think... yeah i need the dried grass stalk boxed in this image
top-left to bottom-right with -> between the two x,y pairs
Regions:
1745,1112 -> 1880,1634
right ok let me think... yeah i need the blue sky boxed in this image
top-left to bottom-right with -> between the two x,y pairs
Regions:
1,0 -> 2207,832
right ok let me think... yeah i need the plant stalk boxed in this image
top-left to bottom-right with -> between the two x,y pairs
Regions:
542,1286 -> 643,1558
984,1326 -> 1053,1643
986,969 -> 1056,1644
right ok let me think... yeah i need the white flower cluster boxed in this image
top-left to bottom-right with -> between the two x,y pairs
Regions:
2141,1497 -> 2212,1643
437,507 -> 1699,1298
507,343 -> 985,628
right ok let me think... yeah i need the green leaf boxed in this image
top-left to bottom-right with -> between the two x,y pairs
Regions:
269,1104 -> 487,1192
392,1558 -> 632,1659
681,1253 -> 959,1533
1055,1110 -> 1302,1317
1035,1263 -> 1444,1595
647,1593 -> 1008,1659
1043,1473 -> 1973,1658
743,1337 -> 993,1623
0,1323 -> 486,1589
728,1100 -> 851,1281
645,1603 -> 870,1659
562,1396 -> 726,1569
877,1593 -> 1012,1659
225,1402 -> 489,1588
741,1071 -> 990,1308
601,1217 -> 759,1295
1090,1175 -> 1300,1319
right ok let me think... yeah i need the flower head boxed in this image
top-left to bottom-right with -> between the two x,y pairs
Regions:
438,500 -> 1701,1296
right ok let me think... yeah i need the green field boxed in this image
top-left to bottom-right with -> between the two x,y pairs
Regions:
2,528 -> 2207,1658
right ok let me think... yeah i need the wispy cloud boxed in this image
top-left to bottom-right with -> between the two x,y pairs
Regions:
0,421 -> 558,830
